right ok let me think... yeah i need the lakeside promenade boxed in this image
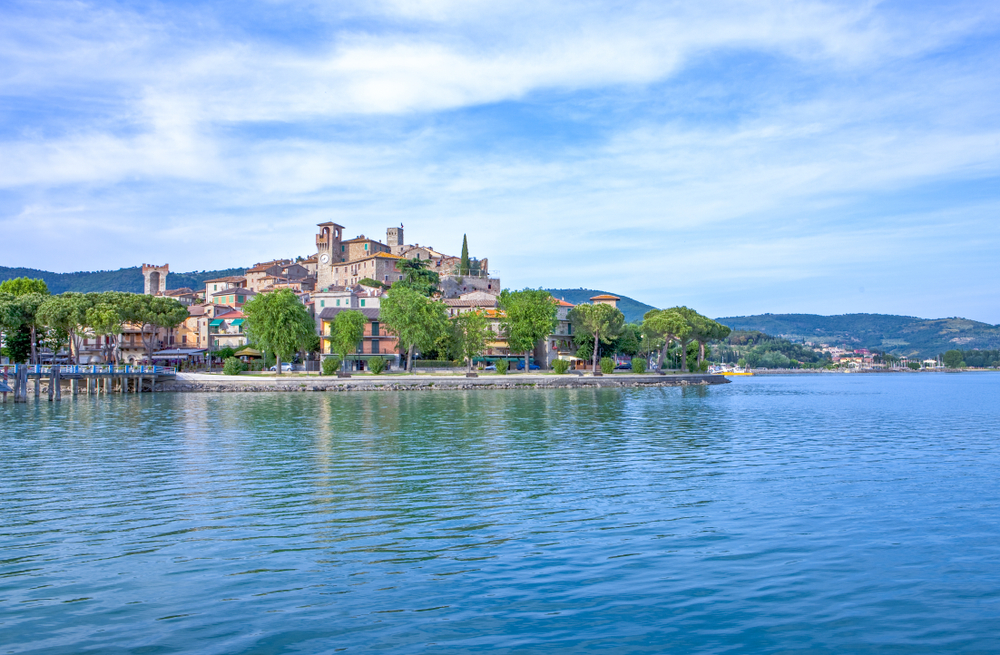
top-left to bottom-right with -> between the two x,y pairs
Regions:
161,372 -> 729,393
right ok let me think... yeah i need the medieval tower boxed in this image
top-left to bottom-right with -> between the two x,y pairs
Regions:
315,222 -> 345,290
386,225 -> 404,253
142,264 -> 169,295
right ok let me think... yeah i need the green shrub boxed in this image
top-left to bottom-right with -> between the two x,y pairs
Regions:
552,360 -> 570,374
322,356 -> 341,376
223,357 -> 244,376
631,357 -> 646,374
600,357 -> 615,375
368,357 -> 386,374
907,361 -> 920,370
495,360 -> 509,375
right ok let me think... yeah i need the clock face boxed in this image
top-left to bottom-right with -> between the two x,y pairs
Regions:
320,254 -> 329,264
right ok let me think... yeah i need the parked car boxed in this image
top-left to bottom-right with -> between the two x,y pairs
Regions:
483,364 -> 496,371
516,361 -> 541,370
615,362 -> 632,370
269,362 -> 295,372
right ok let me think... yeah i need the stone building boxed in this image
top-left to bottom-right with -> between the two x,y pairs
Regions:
142,264 -> 169,295
326,252 -> 404,288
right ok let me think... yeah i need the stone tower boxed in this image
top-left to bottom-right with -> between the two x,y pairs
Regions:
387,225 -> 404,252
142,264 -> 168,296
315,222 -> 345,290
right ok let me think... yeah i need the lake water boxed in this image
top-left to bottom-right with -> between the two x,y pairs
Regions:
3,374 -> 1000,653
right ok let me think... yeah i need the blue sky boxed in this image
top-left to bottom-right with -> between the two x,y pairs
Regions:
2,0 -> 1000,321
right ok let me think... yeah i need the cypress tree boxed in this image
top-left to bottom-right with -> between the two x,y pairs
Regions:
460,234 -> 470,275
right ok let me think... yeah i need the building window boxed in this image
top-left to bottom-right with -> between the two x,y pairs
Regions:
238,296 -> 244,303
372,341 -> 379,354
320,300 -> 325,307
371,322 -> 379,337
360,299 -> 365,307
336,299 -> 341,306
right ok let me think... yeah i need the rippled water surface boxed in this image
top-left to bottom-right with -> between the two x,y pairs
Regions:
3,374 -> 1000,653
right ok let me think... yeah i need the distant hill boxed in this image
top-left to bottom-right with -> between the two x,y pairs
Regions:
0,266 -> 245,295
716,313 -> 1000,359
545,289 -> 656,323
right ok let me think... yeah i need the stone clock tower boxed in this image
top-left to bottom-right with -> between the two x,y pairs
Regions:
315,222 -> 345,290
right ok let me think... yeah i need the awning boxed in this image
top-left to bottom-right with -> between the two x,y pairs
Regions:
151,349 -> 206,359
234,347 -> 261,357
209,319 -> 223,326
230,319 -> 244,326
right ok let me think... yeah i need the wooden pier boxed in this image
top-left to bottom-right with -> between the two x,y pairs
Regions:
1,365 -> 176,403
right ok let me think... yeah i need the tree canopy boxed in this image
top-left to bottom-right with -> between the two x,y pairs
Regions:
396,258 -> 440,297
379,285 -> 448,371
642,309 -> 691,370
568,303 -> 625,373
243,289 -> 314,374
498,289 -> 558,371
450,309 -> 491,374
328,310 -> 367,369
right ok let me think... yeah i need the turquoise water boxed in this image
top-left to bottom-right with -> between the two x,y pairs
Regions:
2,374 -> 1000,653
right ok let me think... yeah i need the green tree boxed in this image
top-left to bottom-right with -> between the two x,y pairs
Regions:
460,234 -> 471,276
450,309 -> 491,374
86,295 -> 129,364
396,258 -> 440,297
130,294 -> 189,362
942,349 -> 965,368
568,303 -> 625,374
0,279 -> 50,364
358,277 -> 388,290
243,289 -> 315,375
613,323 -> 642,357
379,285 -> 448,371
37,293 -> 92,364
0,278 -> 49,296
498,289 -> 558,372
328,310 -> 367,372
642,309 -> 691,370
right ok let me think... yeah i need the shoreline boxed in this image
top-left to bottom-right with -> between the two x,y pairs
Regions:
160,372 -> 730,393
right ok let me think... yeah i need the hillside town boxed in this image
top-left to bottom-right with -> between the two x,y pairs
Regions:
5,223 -> 625,372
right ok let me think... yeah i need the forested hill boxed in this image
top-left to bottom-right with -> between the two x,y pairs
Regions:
0,266 -> 245,294
716,313 -> 1000,358
545,289 -> 656,323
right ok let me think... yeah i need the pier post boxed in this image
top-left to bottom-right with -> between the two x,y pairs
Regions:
34,373 -> 41,399
48,368 -> 55,401
17,367 -> 29,403
54,367 -> 61,401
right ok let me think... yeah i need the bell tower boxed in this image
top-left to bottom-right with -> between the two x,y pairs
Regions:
142,264 -> 168,295
316,222 -> 344,290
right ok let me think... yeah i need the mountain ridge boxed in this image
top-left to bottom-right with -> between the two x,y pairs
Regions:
716,313 -> 1000,359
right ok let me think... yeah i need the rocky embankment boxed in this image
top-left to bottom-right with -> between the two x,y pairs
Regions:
161,372 -> 729,393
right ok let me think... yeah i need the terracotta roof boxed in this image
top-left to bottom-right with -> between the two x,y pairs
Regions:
163,287 -> 196,296
205,275 -> 246,284
216,310 -> 245,320
210,287 -> 258,298
590,294 -> 620,301
555,299 -> 575,307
